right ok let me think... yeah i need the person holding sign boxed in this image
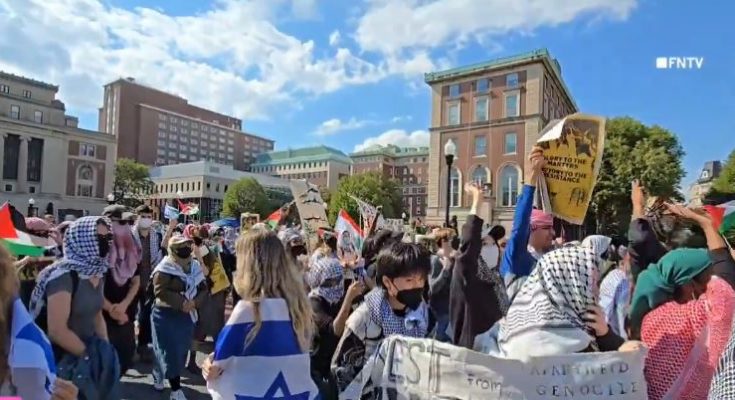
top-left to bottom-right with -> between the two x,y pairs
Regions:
500,146 -> 556,302
630,203 -> 735,400
331,242 -> 432,396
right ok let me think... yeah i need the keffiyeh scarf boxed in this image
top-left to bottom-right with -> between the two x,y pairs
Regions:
29,216 -> 111,318
709,319 -> 735,399
364,288 -> 428,338
308,254 -> 344,304
496,246 -> 600,359
133,225 -> 163,266
152,256 -> 205,322
222,227 -> 238,254
581,235 -> 612,258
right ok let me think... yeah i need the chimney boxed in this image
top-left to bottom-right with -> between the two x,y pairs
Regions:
64,116 -> 78,128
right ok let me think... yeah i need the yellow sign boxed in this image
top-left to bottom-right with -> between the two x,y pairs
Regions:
209,255 -> 230,295
536,113 -> 606,225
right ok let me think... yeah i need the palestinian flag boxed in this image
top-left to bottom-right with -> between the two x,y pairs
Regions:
265,209 -> 283,229
0,203 -> 53,257
176,199 -> 200,216
704,201 -> 735,234
335,209 -> 363,251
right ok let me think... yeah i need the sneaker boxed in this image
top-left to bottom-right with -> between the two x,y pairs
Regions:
153,377 -> 165,391
170,389 -> 187,400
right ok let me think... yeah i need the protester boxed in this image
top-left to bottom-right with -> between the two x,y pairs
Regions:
202,228 -> 318,400
500,146 -> 555,300
0,244 -> 79,400
133,205 -> 172,363
44,213 -> 56,226
476,245 -> 626,360
331,242 -> 432,395
599,244 -> 632,339
449,183 -> 509,348
220,226 -> 239,303
428,227 -> 456,342
629,203 -> 735,400
307,231 -> 342,288
150,234 -> 207,399
29,216 -> 121,399
102,208 -> 142,376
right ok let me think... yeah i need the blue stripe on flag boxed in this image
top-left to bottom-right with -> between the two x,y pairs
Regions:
214,320 -> 301,361
16,323 -> 56,374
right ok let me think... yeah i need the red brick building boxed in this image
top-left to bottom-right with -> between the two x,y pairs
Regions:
98,78 -> 273,170
350,145 -> 429,217
424,49 -> 577,229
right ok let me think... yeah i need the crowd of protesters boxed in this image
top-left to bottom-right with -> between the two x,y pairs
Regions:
2,145 -> 735,399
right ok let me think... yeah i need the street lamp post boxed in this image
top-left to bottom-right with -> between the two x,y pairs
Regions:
106,193 -> 115,205
27,198 -> 36,217
444,139 -> 457,228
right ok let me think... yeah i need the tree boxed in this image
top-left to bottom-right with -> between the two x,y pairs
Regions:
112,158 -> 154,208
327,172 -> 403,225
586,117 -> 685,235
712,149 -> 735,194
222,177 -> 269,218
264,187 -> 294,214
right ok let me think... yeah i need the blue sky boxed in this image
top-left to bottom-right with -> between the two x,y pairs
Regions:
1,0 -> 732,189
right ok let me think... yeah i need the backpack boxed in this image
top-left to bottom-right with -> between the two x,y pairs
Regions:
35,270 -> 80,361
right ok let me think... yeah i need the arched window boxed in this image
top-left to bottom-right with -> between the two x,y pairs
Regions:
450,167 -> 461,207
76,164 -> 94,197
499,165 -> 519,206
472,166 -> 488,185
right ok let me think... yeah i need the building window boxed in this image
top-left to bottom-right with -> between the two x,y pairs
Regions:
505,132 -> 517,154
22,90 -> 31,98
449,167 -> 461,207
506,73 -> 519,88
158,131 -> 166,138
76,164 -> 95,197
505,93 -> 519,117
474,136 -> 487,156
33,110 -> 43,124
2,134 -> 20,180
448,84 -> 460,98
0,84 -> 8,93
157,149 -> 165,156
472,166 -> 488,185
80,143 -> 96,158
476,78 -> 490,93
447,102 -> 460,125
474,96 -> 489,122
168,143 -> 176,149
27,138 -> 43,182
500,165 -> 519,207
158,122 -> 166,129
10,105 -> 20,119
159,114 -> 167,121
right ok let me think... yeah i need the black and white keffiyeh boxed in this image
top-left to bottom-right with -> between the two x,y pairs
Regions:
29,216 -> 111,317
495,246 -> 601,359
709,320 -> 735,399
308,254 -> 344,304
364,288 -> 428,338
477,256 -> 510,315
133,225 -> 163,266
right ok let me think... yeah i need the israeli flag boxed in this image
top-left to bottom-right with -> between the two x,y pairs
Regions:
164,204 -> 180,220
9,298 -> 56,395
208,299 -> 321,400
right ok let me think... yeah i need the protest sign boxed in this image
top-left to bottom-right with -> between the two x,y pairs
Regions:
383,219 -> 405,232
536,114 -> 606,225
290,179 -> 330,252
341,336 -> 647,400
208,256 -> 230,295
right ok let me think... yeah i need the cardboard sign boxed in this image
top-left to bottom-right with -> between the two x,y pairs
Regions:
290,180 -> 330,252
208,255 -> 230,295
536,114 -> 607,225
341,336 -> 647,400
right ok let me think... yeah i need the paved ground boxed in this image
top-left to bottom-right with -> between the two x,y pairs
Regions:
120,342 -> 214,400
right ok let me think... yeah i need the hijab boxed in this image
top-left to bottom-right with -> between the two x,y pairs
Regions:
581,235 -> 612,258
109,222 -> 141,286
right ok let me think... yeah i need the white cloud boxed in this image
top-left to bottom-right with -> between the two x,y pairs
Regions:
354,129 -> 429,152
391,115 -> 413,123
329,30 -> 341,46
0,0 -> 385,122
355,0 -> 637,69
290,0 -> 319,20
315,117 -> 370,136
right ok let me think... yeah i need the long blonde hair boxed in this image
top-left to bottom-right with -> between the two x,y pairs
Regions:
233,227 -> 313,352
0,245 -> 18,384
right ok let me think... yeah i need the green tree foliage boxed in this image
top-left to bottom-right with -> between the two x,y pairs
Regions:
222,178 -> 269,218
712,149 -> 735,193
112,158 -> 154,208
327,172 -> 403,225
264,187 -> 294,214
586,117 -> 685,235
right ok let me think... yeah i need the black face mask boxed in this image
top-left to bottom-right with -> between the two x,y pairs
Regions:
97,234 -> 112,258
290,245 -> 307,258
193,237 -> 203,246
174,247 -> 193,259
394,286 -> 424,310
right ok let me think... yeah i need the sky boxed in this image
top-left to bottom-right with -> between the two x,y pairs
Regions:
0,0 -> 732,190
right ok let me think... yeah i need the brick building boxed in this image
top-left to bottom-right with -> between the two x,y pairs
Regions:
98,77 -> 273,170
423,49 -> 577,229
350,144 -> 429,217
251,146 -> 352,191
0,71 -> 116,219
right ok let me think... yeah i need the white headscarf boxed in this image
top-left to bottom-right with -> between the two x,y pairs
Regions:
581,235 -> 612,258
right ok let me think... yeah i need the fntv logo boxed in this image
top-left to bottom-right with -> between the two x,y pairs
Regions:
656,57 -> 704,69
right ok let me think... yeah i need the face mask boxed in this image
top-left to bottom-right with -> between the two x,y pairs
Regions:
97,234 -> 112,258
291,245 -> 307,259
193,237 -> 203,246
480,244 -> 498,268
394,286 -> 424,310
138,217 -> 153,229
174,247 -> 193,259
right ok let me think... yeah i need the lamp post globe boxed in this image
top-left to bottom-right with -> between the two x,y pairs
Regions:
444,139 -> 457,228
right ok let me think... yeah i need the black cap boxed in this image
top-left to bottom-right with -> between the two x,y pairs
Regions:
102,204 -> 126,219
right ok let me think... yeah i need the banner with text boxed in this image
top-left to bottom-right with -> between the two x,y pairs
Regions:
340,336 -> 647,400
536,114 -> 607,225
